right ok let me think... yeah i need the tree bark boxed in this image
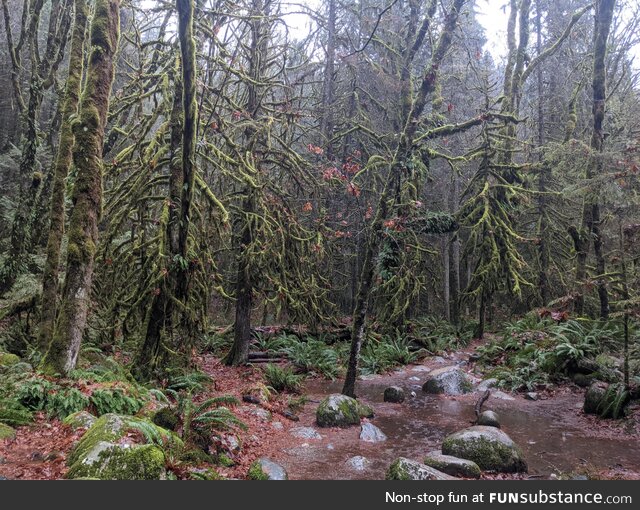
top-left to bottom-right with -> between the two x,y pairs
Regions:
40,0 -> 121,375
37,0 -> 89,350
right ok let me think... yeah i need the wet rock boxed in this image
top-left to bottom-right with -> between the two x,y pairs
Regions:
423,451 -> 481,479
0,423 -> 16,440
477,378 -> 498,391
442,426 -> 527,473
316,394 -> 371,427
63,411 -> 97,430
66,442 -> 166,480
346,456 -> 371,471
383,386 -> 405,403
247,458 -> 288,480
524,392 -> 538,401
290,427 -> 322,440
477,410 -> 500,428
360,422 -> 387,442
386,458 -> 456,480
422,367 -> 472,395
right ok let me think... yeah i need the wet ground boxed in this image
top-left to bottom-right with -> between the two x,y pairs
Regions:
273,351 -> 640,480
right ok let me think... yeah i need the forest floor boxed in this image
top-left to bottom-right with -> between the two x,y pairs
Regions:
1,339 -> 639,480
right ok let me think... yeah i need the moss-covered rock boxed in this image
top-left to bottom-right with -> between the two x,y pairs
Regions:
151,407 -> 180,431
383,386 -> 405,403
0,352 -> 20,367
442,426 -> 527,473
63,411 -> 97,430
66,442 -> 166,479
422,367 -> 472,395
423,451 -> 481,479
68,413 -> 183,467
584,382 -> 630,419
0,423 -> 16,440
247,458 -> 288,480
385,458 -> 456,480
316,394 -> 360,427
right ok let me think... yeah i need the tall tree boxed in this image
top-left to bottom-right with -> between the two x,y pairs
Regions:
41,0 -> 121,375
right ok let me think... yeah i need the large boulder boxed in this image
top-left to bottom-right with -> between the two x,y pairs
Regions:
386,458 -> 456,480
247,458 -> 288,480
422,367 -> 472,395
67,413 -> 182,468
423,451 -> 481,479
442,426 -> 527,473
316,394 -> 372,428
66,442 -> 166,480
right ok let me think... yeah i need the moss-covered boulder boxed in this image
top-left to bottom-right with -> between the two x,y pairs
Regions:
63,411 -> 97,430
442,426 -> 527,473
68,413 -> 182,467
247,458 -> 288,480
584,382 -> 629,419
385,458 -> 456,480
383,386 -> 405,403
423,451 -> 481,479
422,367 -> 472,395
316,394 -> 371,427
151,407 -> 180,431
0,423 -> 16,440
0,352 -> 20,367
66,442 -> 166,480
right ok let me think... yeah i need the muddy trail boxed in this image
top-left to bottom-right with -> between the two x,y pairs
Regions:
270,349 -> 640,480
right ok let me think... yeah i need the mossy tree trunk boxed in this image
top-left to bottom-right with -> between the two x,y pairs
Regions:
225,0 -> 270,367
342,0 -> 467,397
41,0 -> 121,375
37,0 -> 89,350
135,0 -> 198,378
572,0 -> 615,319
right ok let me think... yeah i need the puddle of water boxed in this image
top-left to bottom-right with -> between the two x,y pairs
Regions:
278,377 -> 640,480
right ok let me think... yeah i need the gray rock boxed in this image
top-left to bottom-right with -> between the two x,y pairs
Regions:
271,422 -> 284,431
316,394 -> 371,428
249,458 -> 288,480
433,356 -> 446,364
492,390 -> 515,401
423,451 -> 481,479
477,410 -> 500,428
477,378 -> 498,391
345,456 -> 370,471
63,411 -> 97,430
411,365 -> 431,372
386,458 -> 456,480
442,425 -> 527,473
360,422 -> 387,442
584,382 -> 629,418
383,386 -> 405,403
422,367 -> 472,395
468,352 -> 482,362
408,376 -> 421,381
290,427 -> 322,440
525,392 -> 538,401
573,373 -> 596,388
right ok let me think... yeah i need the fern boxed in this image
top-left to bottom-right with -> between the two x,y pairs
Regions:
263,364 -> 302,393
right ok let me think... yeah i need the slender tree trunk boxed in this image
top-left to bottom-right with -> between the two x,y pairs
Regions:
37,0 -> 89,350
573,0 -> 614,318
41,0 -> 121,375
320,0 -> 336,158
